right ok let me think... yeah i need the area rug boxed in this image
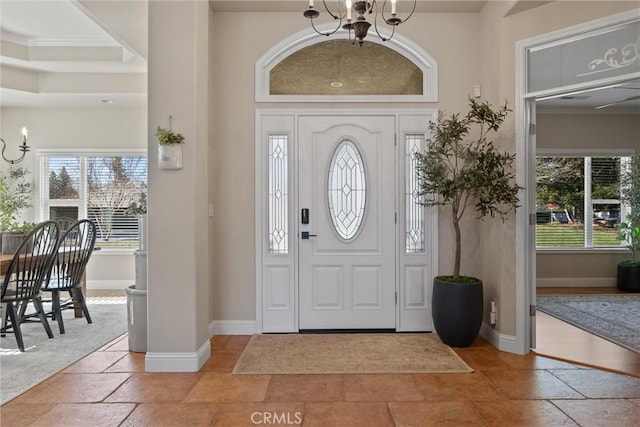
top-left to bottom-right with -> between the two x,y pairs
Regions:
537,294 -> 640,352
0,299 -> 127,404
232,333 -> 473,375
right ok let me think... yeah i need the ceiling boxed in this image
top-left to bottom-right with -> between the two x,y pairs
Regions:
0,0 -> 147,108
1,0 -> 638,113
535,80 -> 640,114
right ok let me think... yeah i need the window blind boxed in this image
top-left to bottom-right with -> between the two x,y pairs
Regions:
536,155 -> 627,249
40,153 -> 147,249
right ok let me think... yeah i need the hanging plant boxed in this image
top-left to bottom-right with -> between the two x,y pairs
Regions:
156,116 -> 184,170
155,126 -> 185,145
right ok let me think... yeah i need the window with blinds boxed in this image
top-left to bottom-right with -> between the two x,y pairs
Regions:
40,153 -> 147,249
536,155 -> 629,249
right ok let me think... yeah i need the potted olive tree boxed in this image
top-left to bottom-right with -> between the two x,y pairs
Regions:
415,98 -> 522,347
0,167 -> 35,253
617,154 -> 640,292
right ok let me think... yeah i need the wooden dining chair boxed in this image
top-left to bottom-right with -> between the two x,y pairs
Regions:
0,221 -> 60,352
41,219 -> 97,334
53,217 -> 77,232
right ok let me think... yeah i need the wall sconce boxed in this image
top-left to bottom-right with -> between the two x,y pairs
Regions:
1,127 -> 30,164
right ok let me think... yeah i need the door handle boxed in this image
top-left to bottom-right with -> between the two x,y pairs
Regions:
301,232 -> 318,239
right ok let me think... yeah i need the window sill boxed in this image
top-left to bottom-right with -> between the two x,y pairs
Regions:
536,248 -> 628,255
93,248 -> 138,256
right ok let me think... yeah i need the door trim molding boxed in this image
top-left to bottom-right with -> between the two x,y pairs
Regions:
514,8 -> 640,355
255,109 -> 438,333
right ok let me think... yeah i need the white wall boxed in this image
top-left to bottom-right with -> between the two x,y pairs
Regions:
476,0 -> 638,337
210,11 -> 483,323
209,3 -> 638,340
146,0 -> 210,365
0,106 -> 146,289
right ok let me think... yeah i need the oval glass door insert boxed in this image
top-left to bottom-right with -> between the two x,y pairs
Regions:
327,139 -> 367,240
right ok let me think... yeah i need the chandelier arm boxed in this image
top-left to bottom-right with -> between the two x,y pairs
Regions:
1,138 -> 27,165
367,0 -> 376,15
322,0 -> 345,20
373,16 -> 396,42
347,25 -> 356,45
310,17 -> 342,37
380,0 -> 417,25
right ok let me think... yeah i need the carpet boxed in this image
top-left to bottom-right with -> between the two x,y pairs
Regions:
232,333 -> 473,375
537,294 -> 640,352
0,298 -> 127,404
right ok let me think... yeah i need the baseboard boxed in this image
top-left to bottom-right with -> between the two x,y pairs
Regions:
145,339 -> 211,372
87,280 -> 131,290
536,277 -> 616,288
210,320 -> 256,336
479,323 -> 523,355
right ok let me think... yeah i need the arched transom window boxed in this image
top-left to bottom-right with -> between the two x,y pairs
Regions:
255,27 -> 438,102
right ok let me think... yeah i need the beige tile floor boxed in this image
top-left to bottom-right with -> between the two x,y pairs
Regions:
2,287 -> 640,426
2,334 -> 640,426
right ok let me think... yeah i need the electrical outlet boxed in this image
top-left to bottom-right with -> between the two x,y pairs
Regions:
473,84 -> 481,98
490,301 -> 497,325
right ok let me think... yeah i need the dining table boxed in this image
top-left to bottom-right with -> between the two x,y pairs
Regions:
1,250 -> 87,318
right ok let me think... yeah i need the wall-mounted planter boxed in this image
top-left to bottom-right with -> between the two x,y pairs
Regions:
158,144 -> 183,170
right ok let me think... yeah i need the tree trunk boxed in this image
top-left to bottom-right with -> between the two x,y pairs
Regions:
452,207 -> 461,279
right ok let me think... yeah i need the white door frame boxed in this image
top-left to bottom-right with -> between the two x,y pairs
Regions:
514,9 -> 640,355
255,109 -> 438,333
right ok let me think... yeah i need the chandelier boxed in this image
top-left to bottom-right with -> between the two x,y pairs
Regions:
1,127 -> 30,165
304,0 -> 416,46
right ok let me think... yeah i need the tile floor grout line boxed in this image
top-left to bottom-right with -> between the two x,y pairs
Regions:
547,398 -> 584,427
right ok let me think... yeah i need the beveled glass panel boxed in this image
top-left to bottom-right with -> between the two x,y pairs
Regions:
327,140 -> 366,240
268,134 -> 288,254
405,134 -> 425,253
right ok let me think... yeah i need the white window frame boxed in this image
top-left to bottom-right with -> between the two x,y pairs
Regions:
535,149 -> 634,252
36,148 -> 147,252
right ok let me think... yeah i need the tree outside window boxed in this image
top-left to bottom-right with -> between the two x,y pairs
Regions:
536,155 -> 627,248
42,153 -> 147,249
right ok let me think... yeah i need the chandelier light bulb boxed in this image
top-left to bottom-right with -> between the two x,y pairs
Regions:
302,0 -> 416,44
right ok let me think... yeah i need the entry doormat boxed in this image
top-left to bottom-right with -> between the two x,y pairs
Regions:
232,333 -> 473,374
537,294 -> 640,352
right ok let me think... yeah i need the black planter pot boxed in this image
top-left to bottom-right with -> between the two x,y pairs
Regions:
617,263 -> 640,293
432,277 -> 483,347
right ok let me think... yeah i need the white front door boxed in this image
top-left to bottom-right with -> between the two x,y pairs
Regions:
298,116 -> 396,330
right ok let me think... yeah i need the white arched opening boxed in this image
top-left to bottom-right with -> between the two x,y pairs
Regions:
255,24 -> 438,103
